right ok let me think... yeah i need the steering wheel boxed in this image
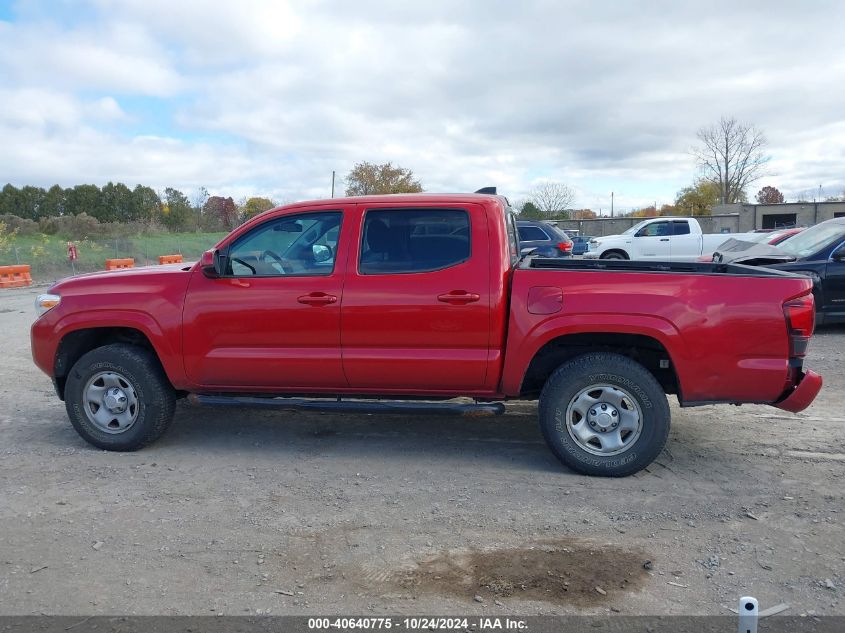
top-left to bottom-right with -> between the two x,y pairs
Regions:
260,249 -> 294,273
231,257 -> 256,275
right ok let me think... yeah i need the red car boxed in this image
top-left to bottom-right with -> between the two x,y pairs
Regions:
31,192 -> 821,476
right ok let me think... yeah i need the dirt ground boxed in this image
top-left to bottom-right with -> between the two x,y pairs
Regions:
0,285 -> 843,616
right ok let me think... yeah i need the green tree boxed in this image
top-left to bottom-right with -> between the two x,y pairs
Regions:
99,182 -> 134,222
41,185 -> 66,217
345,161 -> 423,196
130,185 -> 161,222
0,184 -> 25,218
161,188 -> 194,231
517,201 -> 544,219
242,196 -> 275,219
675,180 -> 722,215
64,184 -> 103,217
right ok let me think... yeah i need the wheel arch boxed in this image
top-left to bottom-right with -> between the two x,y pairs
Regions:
517,330 -> 681,399
600,249 -> 630,260
53,325 -> 175,400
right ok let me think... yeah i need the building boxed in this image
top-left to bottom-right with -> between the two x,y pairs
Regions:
554,201 -> 845,237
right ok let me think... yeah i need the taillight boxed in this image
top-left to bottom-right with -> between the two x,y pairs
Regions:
783,293 -> 815,357
558,242 -> 573,253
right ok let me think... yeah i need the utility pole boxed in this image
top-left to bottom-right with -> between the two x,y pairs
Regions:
819,184 -> 822,202
331,171 -> 336,198
611,192 -> 614,218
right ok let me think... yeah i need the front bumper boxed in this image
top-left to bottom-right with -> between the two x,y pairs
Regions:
773,370 -> 823,413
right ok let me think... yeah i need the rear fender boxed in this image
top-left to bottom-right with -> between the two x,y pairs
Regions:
501,313 -> 687,396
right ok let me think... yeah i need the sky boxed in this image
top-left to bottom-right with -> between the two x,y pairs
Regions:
1,0 -> 844,214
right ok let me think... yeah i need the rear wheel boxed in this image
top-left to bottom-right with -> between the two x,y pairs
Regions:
64,343 -> 176,451
538,352 -> 669,476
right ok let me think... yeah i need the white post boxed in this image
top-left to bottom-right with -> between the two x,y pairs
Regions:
738,596 -> 758,633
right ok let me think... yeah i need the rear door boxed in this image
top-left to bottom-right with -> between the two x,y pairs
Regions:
667,219 -> 701,260
341,203 -> 491,391
182,206 -> 349,390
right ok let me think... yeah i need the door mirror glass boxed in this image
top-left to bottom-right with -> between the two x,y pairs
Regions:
832,245 -> 845,261
312,244 -> 332,263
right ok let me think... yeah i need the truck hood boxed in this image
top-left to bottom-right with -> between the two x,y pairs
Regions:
712,239 -> 797,266
49,262 -> 195,294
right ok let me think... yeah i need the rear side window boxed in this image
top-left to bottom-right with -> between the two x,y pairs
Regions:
672,221 -> 691,235
359,208 -> 470,274
518,225 -> 550,241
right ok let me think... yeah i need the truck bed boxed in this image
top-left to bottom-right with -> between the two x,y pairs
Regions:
524,256 -> 805,279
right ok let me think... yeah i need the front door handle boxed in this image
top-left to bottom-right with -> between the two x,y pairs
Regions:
659,238 -> 670,242
297,292 -> 337,305
437,291 -> 481,305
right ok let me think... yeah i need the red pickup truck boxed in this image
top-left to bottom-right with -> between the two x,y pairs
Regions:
31,192 -> 822,476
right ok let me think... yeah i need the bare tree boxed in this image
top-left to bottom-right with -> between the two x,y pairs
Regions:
692,116 -> 769,205
528,182 -> 575,219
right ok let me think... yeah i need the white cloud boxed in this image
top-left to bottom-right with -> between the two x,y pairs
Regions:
1,0 -> 844,207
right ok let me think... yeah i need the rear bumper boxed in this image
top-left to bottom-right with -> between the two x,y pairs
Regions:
773,370 -> 823,413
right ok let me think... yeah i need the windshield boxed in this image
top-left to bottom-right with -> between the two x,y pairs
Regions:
621,220 -> 652,235
777,222 -> 845,258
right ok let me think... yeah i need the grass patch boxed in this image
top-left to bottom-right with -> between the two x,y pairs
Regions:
0,232 -> 228,281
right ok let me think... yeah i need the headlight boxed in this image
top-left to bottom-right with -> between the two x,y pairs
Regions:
35,294 -> 61,316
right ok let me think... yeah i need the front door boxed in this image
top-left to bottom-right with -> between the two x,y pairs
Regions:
341,203 -> 491,391
633,220 -> 672,259
182,207 -> 348,390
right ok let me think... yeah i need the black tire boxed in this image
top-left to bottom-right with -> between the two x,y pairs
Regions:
601,250 -> 628,260
538,352 -> 670,476
64,343 -> 176,451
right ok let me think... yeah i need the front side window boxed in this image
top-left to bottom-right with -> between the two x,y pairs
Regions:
637,221 -> 670,237
226,211 -> 342,276
359,208 -> 470,274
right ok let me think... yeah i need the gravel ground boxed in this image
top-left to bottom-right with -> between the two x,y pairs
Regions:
0,285 -> 843,616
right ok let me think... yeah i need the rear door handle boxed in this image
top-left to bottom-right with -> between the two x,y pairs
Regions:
297,292 -> 337,305
437,291 -> 481,305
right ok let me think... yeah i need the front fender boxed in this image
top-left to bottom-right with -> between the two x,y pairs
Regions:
32,309 -> 186,388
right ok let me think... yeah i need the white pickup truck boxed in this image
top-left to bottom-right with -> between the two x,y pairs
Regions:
583,217 -> 751,261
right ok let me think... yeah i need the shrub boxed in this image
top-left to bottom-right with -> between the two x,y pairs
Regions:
0,214 -> 39,235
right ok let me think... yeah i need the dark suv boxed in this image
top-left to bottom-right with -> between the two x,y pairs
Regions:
516,220 -> 573,257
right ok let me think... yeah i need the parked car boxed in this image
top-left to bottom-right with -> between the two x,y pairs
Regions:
584,217 -> 753,261
712,217 -> 845,325
571,235 -> 594,256
697,227 -> 805,262
516,220 -> 573,257
31,192 -> 821,477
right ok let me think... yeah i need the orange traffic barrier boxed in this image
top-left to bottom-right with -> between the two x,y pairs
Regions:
105,258 -> 134,271
0,264 -> 32,288
158,254 -> 183,264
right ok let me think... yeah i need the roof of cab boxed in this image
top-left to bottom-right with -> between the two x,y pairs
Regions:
278,192 -> 507,209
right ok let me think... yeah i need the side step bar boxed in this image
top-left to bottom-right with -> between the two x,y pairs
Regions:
188,394 -> 506,417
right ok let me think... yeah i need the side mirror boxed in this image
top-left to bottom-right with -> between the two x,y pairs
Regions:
832,246 -> 845,261
200,249 -> 222,278
312,244 -> 332,263
520,247 -> 538,256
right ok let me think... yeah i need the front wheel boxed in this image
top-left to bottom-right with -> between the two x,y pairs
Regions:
601,251 -> 628,260
64,343 -> 176,451
538,353 -> 670,476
